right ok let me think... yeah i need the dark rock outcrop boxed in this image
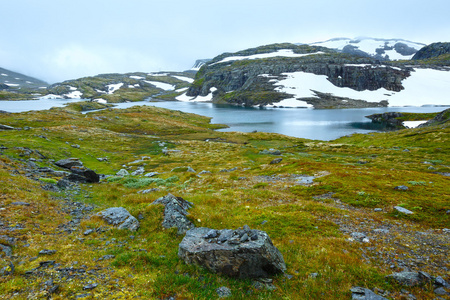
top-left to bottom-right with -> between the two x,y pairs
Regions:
419,108 -> 450,127
386,271 -> 432,286
365,112 -> 405,129
351,287 -> 388,300
96,207 -> 140,231
152,193 -> 194,234
55,158 -> 83,169
55,158 -> 100,183
412,42 -> 450,60
178,226 -> 286,279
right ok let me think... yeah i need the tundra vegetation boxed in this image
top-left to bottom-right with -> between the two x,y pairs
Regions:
0,104 -> 448,299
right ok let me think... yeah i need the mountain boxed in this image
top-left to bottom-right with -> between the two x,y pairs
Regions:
0,67 -> 48,91
308,37 -> 425,61
183,42 -> 450,108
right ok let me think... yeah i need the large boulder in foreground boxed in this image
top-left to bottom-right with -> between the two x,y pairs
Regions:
96,207 -> 139,231
178,227 -> 286,279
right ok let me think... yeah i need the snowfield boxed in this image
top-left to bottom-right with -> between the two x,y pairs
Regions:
176,87 -> 217,102
144,81 -> 175,91
212,50 -> 325,65
171,75 -> 194,83
107,83 -> 124,94
270,68 -> 450,107
64,90 -> 83,98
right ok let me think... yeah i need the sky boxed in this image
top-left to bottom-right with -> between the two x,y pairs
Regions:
1,0 -> 449,83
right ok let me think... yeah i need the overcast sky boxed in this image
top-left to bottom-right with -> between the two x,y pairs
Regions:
1,0 -> 449,83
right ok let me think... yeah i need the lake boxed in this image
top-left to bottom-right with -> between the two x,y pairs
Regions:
1,98 -> 448,141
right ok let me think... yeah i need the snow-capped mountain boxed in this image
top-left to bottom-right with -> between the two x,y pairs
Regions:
308,37 -> 426,61
0,67 -> 48,90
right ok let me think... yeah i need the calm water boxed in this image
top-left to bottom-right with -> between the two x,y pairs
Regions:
1,99 -> 448,141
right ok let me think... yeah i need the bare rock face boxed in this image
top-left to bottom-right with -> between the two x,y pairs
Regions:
96,207 -> 139,231
152,194 -> 194,235
178,227 -> 286,279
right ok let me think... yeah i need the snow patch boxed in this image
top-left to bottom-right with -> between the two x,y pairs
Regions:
148,72 -> 169,77
93,98 -> 107,104
65,90 -> 83,98
40,94 -> 64,99
175,87 -> 189,93
5,83 -> 20,87
69,86 -> 77,91
172,75 -> 194,83
107,83 -> 124,94
1,73 -> 8,76
144,81 -> 175,91
403,121 -> 427,128
212,50 -> 325,65
130,75 -> 145,80
176,87 -> 216,102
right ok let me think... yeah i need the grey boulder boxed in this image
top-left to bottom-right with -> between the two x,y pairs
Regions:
152,193 -> 194,235
178,227 -> 286,279
351,287 -> 388,300
96,207 -> 139,231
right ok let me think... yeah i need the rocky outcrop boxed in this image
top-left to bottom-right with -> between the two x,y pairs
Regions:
412,42 -> 450,60
54,158 -> 100,183
152,194 -> 194,234
351,287 -> 388,300
178,226 -> 286,279
365,112 -> 405,129
419,108 -> 450,127
187,43 -> 410,108
96,207 -> 139,231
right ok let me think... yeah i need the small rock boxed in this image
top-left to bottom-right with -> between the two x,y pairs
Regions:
83,229 -> 94,236
309,273 -> 319,278
39,249 -> 56,255
83,283 -> 98,290
394,206 -> 414,215
131,167 -> 145,176
269,158 -> 283,164
374,208 -> 383,212
144,172 -> 159,177
198,170 -> 212,175
203,229 -> 219,239
10,201 -> 31,206
0,124 -> 15,130
0,261 -> 14,276
116,169 -> 129,176
394,185 -> 409,191
351,286 -> 388,300
216,286 -> 232,298
435,276 -> 448,287
386,271 -> 432,287
55,158 -> 83,169
434,287 -> 449,295
39,261 -> 56,268
351,232 -> 369,243
96,207 -> 140,231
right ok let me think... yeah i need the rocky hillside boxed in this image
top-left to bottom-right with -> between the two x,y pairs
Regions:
308,37 -> 425,61
0,67 -> 48,100
184,42 -> 450,108
45,71 -> 195,103
411,42 -> 450,62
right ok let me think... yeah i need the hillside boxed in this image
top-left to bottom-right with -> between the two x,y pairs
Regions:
184,42 -> 450,108
0,104 -> 449,299
0,67 -> 48,100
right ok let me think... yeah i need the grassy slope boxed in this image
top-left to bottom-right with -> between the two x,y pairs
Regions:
0,104 -> 448,299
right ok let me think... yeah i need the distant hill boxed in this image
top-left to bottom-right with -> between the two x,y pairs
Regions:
0,67 -> 48,91
412,42 -> 450,60
308,37 -> 425,61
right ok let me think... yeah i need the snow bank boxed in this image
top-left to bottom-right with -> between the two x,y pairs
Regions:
1,73 -> 8,76
107,83 -> 124,94
270,68 -> 450,107
65,90 -> 83,98
176,87 -> 216,102
40,94 -> 64,99
5,83 -> 20,87
144,81 -> 175,91
403,121 -> 427,128
130,75 -> 145,80
93,98 -> 107,104
172,75 -> 194,83
212,50 -> 325,65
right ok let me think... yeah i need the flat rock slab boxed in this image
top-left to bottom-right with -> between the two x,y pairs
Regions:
96,207 -> 139,231
178,227 -> 286,279
152,193 -> 194,235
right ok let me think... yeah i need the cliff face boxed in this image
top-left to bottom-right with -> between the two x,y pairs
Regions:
187,44 -> 411,108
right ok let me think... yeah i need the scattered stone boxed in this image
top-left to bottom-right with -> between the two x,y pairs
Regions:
309,273 -> 319,278
394,206 -> 414,215
386,271 -> 432,287
178,227 -> 286,279
0,124 -> 15,130
97,157 -> 108,162
350,232 -> 370,243
55,158 -> 83,169
394,185 -> 409,191
374,208 -> 383,212
198,170 -> 212,175
434,287 -> 449,296
131,167 -> 145,176
203,229 -> 219,239
39,249 -> 56,255
351,287 -> 388,300
216,286 -> 232,298
269,158 -> 283,164
10,201 -> 31,206
138,188 -> 160,194
152,194 -> 194,235
373,229 -> 390,234
96,207 -> 140,231
0,261 -> 14,276
144,172 -> 159,177
39,261 -> 56,268
83,283 -> 98,290
260,149 -> 282,155
435,276 -> 448,287
83,229 -> 94,236
253,279 -> 277,291
116,169 -> 129,176
219,167 -> 238,172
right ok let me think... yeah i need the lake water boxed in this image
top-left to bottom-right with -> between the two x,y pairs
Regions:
1,98 -> 448,140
